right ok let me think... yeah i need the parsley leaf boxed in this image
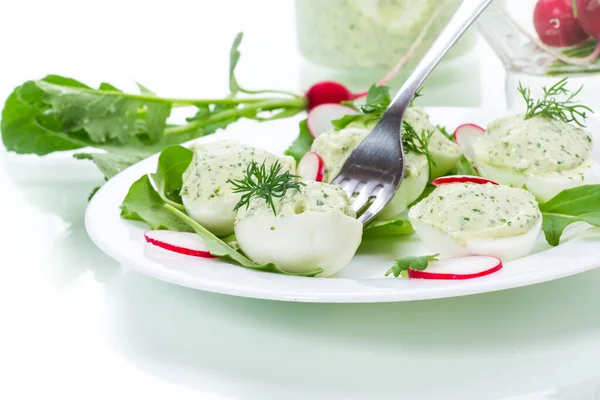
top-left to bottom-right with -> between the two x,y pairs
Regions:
385,254 -> 439,278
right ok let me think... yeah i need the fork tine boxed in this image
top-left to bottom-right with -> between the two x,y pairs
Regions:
339,179 -> 360,199
358,186 -> 392,224
351,182 -> 379,213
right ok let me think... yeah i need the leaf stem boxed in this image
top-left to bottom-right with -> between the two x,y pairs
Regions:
164,98 -> 306,136
37,81 -> 299,107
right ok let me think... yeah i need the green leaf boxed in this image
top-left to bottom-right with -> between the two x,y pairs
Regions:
363,219 -> 414,238
150,145 -> 193,206
366,85 -> 391,108
385,254 -> 439,278
229,32 -> 243,95
1,87 -> 84,155
135,82 -> 155,95
18,77 -> 174,145
539,184 -> 600,246
99,82 -> 122,91
165,204 -> 323,277
34,80 -> 143,143
120,175 -> 193,232
284,119 -> 314,163
134,82 -> 171,141
331,114 -> 362,130
74,152 -> 144,180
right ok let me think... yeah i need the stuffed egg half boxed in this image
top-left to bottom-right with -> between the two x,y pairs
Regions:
180,140 -> 296,236
310,107 -> 461,219
471,116 -> 600,202
234,182 -> 363,277
409,182 -> 542,261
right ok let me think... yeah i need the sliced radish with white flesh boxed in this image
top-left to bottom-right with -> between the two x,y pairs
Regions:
297,152 -> 325,182
408,256 -> 502,280
431,175 -> 498,186
306,104 -> 359,138
453,123 -> 485,161
144,230 -> 214,258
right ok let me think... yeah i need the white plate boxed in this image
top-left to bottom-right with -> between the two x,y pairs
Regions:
85,107 -> 600,303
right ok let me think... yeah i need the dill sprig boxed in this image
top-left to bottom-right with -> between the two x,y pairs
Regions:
228,160 -> 305,216
518,78 -> 593,127
402,121 -> 437,168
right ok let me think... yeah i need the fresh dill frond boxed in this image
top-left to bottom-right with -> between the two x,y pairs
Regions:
228,160 -> 305,216
518,78 -> 593,127
402,121 -> 437,169
410,87 -> 423,107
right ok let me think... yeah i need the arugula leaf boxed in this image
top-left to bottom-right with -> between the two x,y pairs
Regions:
29,79 -> 170,143
1,87 -> 83,155
363,219 -> 414,238
165,204 -> 323,277
284,119 -> 314,163
120,175 -> 193,232
74,152 -> 144,180
1,36 -> 307,191
539,184 -> 600,246
150,145 -> 193,207
331,114 -> 362,130
385,254 -> 439,278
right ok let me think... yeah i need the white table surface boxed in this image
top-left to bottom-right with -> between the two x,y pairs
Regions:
3,1 -> 600,399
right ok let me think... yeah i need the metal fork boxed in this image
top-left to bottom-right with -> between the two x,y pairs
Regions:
332,0 -> 493,224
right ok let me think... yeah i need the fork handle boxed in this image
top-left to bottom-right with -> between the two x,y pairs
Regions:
389,0 -> 493,112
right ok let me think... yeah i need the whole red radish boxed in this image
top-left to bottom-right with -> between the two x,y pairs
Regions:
534,0 -> 590,47
576,0 -> 600,38
305,81 -> 354,110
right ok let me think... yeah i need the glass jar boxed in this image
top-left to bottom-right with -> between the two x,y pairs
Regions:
295,0 -> 475,71
294,0 -> 481,107
476,0 -> 600,109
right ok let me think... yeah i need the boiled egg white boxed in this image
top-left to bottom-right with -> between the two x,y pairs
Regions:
181,140 -> 296,236
408,181 -> 543,261
470,115 -> 600,202
234,182 -> 362,277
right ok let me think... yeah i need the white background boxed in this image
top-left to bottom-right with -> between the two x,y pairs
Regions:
2,1 -> 600,399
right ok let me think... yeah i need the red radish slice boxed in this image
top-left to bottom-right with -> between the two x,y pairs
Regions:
298,152 -> 325,182
306,104 -> 360,138
431,175 -> 498,186
453,123 -> 485,161
408,256 -> 502,280
144,230 -> 214,258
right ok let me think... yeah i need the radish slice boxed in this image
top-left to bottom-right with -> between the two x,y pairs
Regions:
306,104 -> 360,138
431,175 -> 498,186
297,152 -> 325,182
144,230 -> 214,258
453,123 -> 485,161
408,256 -> 502,280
